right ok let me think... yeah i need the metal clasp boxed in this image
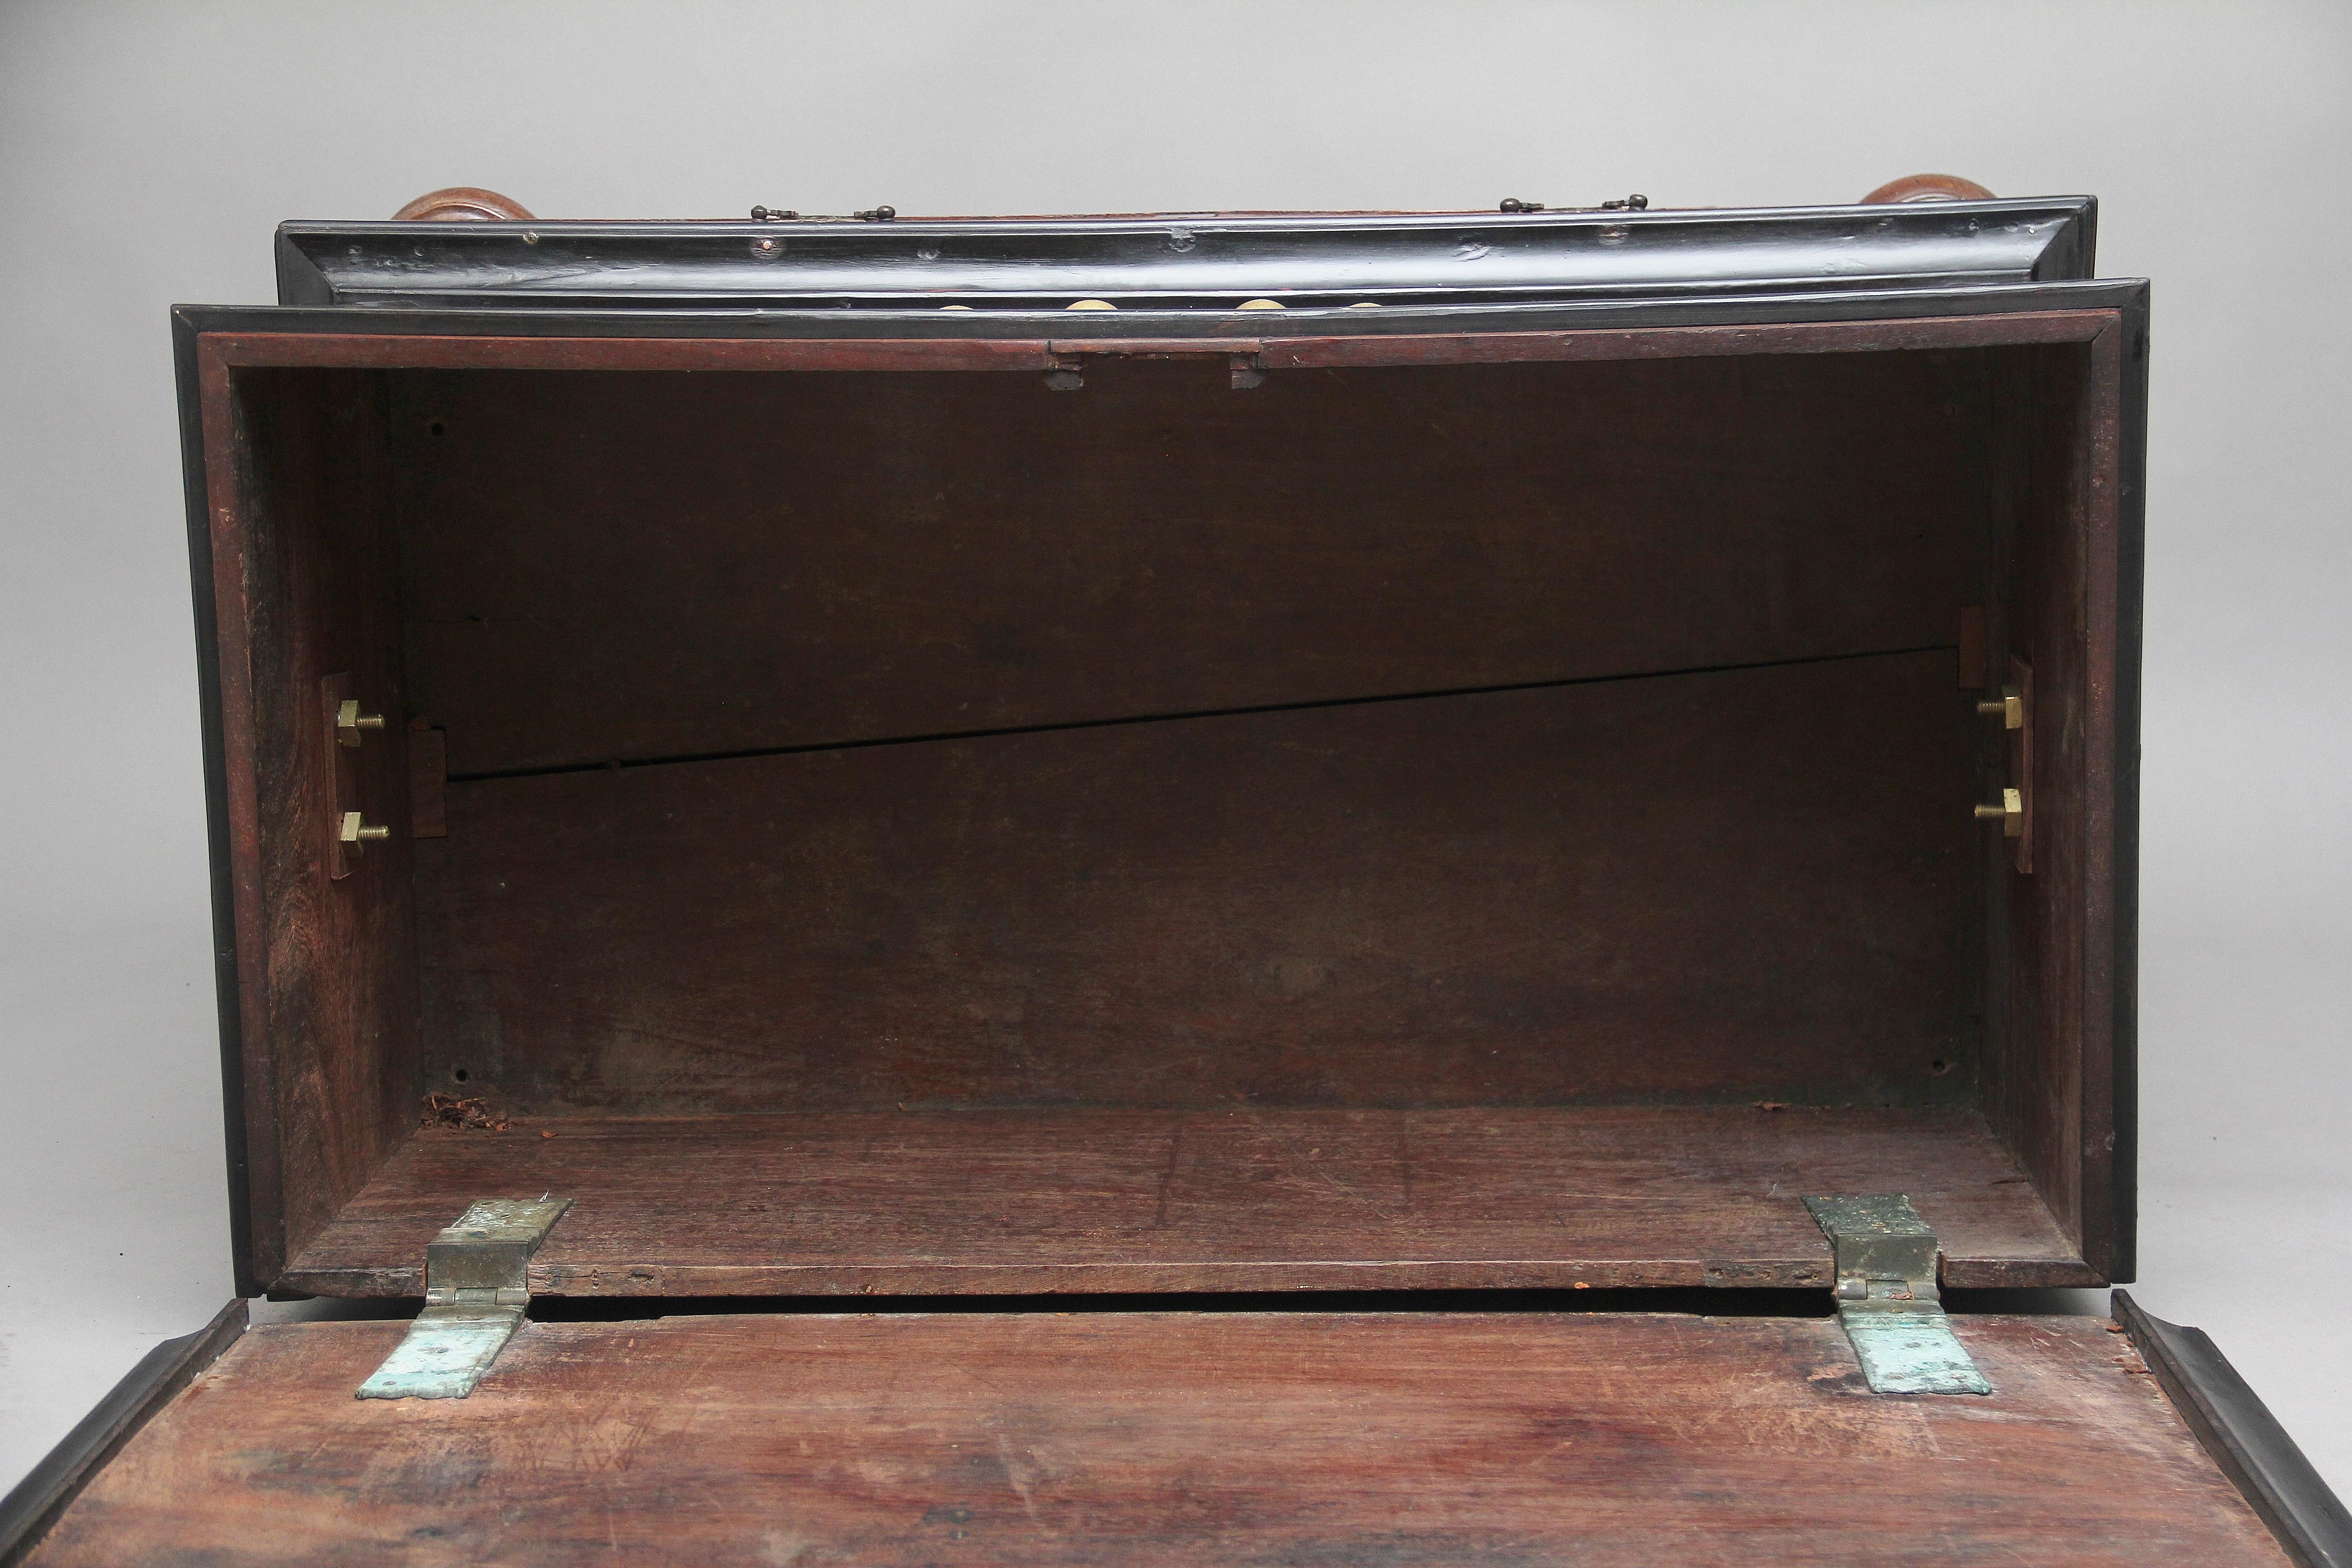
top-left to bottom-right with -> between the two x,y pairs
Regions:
1803,1194 -> 1991,1395
356,1197 -> 572,1400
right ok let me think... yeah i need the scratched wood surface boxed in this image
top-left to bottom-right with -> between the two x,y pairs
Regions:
278,1106 -> 2091,1296
413,652 -> 1980,1119
27,1312 -> 2287,1567
389,350 -> 1984,776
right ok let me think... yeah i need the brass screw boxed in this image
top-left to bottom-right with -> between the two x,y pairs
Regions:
1973,788 -> 2024,837
337,698 -> 387,748
1975,684 -> 2023,729
339,811 -> 391,852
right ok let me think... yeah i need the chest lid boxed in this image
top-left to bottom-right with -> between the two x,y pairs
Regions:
15,1296 -> 2333,1568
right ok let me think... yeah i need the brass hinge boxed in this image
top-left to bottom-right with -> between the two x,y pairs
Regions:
355,1196 -> 571,1401
1803,1194 -> 1991,1396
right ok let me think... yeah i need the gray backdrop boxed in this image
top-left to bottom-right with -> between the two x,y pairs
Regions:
4,0 -> 2348,1503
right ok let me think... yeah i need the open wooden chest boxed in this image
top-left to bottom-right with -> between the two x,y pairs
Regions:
6,182 -> 2347,1566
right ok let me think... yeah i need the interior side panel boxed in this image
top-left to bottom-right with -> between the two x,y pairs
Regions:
1984,341 -> 2104,1261
233,368 -> 422,1269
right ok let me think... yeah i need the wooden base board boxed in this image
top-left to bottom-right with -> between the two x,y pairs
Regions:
280,1106 -> 2093,1296
25,1311 -> 2284,1567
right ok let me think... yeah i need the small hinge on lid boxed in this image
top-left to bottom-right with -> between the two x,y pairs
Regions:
1803,1194 -> 1991,1396
355,1197 -> 570,1401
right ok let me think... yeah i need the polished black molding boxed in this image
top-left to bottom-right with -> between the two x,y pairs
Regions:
2117,1290 -> 2352,1568
277,197 -> 2095,311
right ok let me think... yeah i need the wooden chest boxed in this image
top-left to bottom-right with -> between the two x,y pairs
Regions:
5,180 -> 2346,1566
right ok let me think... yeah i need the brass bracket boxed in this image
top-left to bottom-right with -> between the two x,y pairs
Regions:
357,1197 -> 572,1401
1804,1194 -> 1990,1396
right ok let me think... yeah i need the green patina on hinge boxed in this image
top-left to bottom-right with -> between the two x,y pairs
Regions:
1803,1193 -> 1992,1396
355,1196 -> 572,1401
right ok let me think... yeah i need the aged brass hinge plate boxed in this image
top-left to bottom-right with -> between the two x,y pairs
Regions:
355,1196 -> 571,1401
1803,1193 -> 1991,1396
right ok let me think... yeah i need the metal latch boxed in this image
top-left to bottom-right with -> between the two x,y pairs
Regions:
355,1197 -> 571,1401
1803,1194 -> 1991,1396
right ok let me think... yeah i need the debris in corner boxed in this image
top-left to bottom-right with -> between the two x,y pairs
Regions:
423,1092 -> 512,1132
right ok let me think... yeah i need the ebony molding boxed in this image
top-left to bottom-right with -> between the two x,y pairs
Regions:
276,197 -> 2096,311
0,1299 -> 248,1565
2117,1290 -> 2352,1568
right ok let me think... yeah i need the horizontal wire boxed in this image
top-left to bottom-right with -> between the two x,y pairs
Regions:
448,642 -> 1959,784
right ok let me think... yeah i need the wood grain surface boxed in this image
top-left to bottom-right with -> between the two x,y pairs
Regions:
413,652 -> 1980,1119
27,1311 -> 2285,1567
388,350 -> 1984,775
278,1105 -> 2091,1296
210,367 -> 423,1285
1980,332 -> 2126,1275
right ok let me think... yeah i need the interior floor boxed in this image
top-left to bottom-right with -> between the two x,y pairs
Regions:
280,1105 -> 2092,1297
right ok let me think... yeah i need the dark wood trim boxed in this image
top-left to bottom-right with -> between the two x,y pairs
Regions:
198,310 -> 2117,379
193,344 -> 286,1290
2117,1291 -> 2352,1568
1258,310 -> 2115,368
202,334 -> 1058,374
0,1299 -> 247,1567
2105,291 -> 2151,1285
188,276 -> 2153,350
172,314 -> 259,1299
2076,318 -> 2127,1279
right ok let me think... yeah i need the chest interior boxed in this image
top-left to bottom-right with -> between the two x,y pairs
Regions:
206,333 -> 2121,1301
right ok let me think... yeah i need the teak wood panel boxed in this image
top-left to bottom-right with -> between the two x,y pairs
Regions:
389,350 -> 1985,776
203,366 -> 422,1287
413,652 -> 1976,1116
278,1107 -> 2091,1296
27,1312 -> 2286,1567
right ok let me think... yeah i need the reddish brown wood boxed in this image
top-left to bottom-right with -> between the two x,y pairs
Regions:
1958,604 -> 1988,687
1862,173 -> 1998,204
197,350 -> 281,1277
196,310 -> 2112,379
390,351 -> 1984,774
277,1105 -> 2087,1296
406,722 -> 447,839
411,653 -> 1977,1119
27,1312 -> 2284,1566
203,333 -> 1059,375
2012,653 -> 2036,876
201,367 -> 423,1282
321,672 -> 357,880
1258,310 -> 2110,370
391,186 -> 533,221
1980,332 -> 2125,1276
1046,338 -> 1264,357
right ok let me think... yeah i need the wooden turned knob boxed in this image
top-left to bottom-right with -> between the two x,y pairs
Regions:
1861,173 -> 1995,205
393,186 -> 534,221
